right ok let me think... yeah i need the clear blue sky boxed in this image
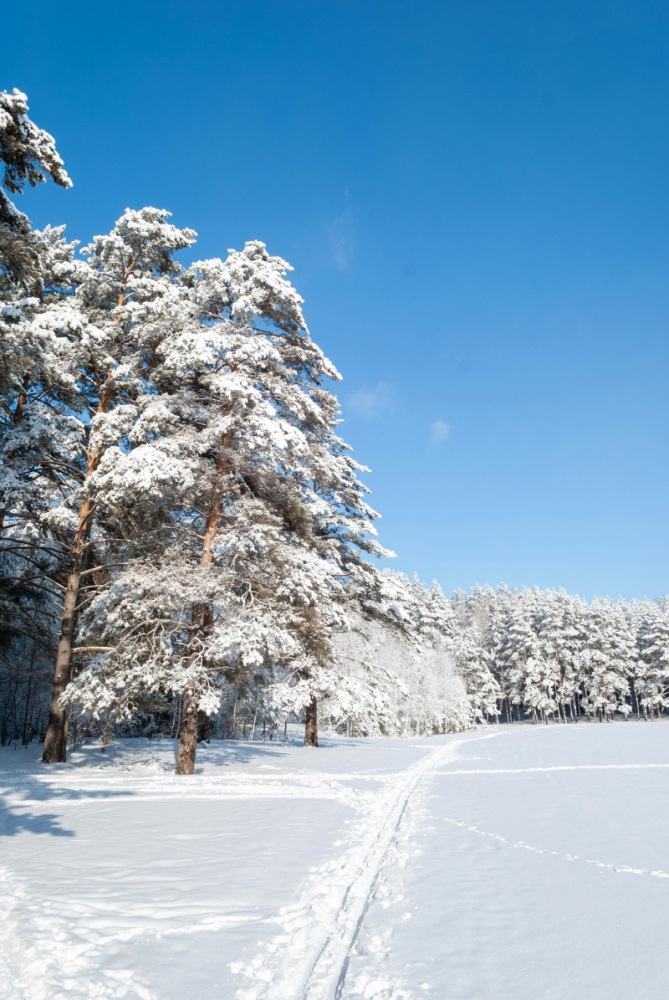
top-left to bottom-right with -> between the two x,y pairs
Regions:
5,0 -> 669,600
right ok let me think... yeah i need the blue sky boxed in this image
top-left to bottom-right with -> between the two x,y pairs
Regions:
5,0 -> 669,599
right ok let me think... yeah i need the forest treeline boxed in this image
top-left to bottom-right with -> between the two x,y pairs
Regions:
1,92 -> 666,771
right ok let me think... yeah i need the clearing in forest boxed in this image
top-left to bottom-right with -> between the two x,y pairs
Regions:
1,720 -> 668,999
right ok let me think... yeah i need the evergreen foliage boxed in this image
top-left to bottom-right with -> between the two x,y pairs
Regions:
0,89 -> 71,282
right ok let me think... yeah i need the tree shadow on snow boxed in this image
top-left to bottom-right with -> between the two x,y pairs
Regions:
183,740 -> 293,768
0,782 -> 136,837
188,734 -> 361,770
0,796 -> 75,837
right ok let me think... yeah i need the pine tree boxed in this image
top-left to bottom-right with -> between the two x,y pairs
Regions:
636,602 -> 669,716
451,631 -> 501,722
497,591 -> 540,721
40,208 -> 196,762
0,227 -> 87,743
580,598 -> 634,719
63,235 -> 391,770
0,89 -> 71,281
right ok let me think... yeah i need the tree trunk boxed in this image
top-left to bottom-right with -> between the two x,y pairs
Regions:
176,689 -> 198,774
42,567 -> 80,762
631,680 -> 640,720
42,499 -> 94,763
197,710 -> 210,743
231,693 -> 238,739
248,696 -> 259,742
171,696 -> 182,738
175,599 -> 212,771
42,379 -> 115,764
175,448 -> 228,773
21,669 -> 33,746
304,696 -> 319,747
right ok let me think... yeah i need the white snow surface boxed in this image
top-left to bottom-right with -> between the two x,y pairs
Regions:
1,721 -> 669,999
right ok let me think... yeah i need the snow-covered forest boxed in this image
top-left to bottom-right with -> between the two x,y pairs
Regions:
2,89 -> 668,772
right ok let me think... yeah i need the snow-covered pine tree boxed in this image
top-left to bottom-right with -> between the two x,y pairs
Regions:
464,584 -> 513,718
330,571 -> 472,736
626,598 -> 648,717
449,586 -> 502,722
497,590 -> 542,721
549,589 -> 587,721
63,236 -> 391,770
176,241 -> 390,764
635,600 -> 669,717
39,208 -> 196,762
450,631 -> 501,723
580,597 -> 634,720
527,588 -> 565,723
0,226 -> 85,528
0,227 -> 90,744
0,89 -> 71,281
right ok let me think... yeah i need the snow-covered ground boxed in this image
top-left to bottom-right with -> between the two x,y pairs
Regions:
1,721 -> 669,999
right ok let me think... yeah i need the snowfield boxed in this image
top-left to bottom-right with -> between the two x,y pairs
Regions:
1,721 -> 669,1000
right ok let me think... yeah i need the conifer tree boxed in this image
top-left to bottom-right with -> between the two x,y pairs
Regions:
64,235 -> 391,771
636,602 -> 669,716
580,598 -> 634,719
40,208 -> 196,762
0,227 -> 87,742
0,89 -> 71,281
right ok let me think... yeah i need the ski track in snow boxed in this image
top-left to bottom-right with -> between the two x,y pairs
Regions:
0,735 -> 495,1000
335,767 -> 436,1000
4,727 -> 669,1000
0,740 -> 458,1000
232,736 -> 494,1000
433,762 -> 669,775
442,817 -> 669,880
0,775 -> 370,1000
306,741 -> 669,999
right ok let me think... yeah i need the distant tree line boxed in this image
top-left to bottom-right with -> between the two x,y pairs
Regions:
449,584 -> 669,724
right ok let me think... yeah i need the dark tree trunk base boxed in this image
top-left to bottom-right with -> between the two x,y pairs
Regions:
197,710 -> 210,743
304,696 -> 319,747
42,712 -> 68,763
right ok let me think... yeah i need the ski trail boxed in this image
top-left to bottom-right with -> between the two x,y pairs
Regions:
297,747 -> 450,1000
434,762 -> 669,775
234,736 -> 494,1000
443,818 -> 669,880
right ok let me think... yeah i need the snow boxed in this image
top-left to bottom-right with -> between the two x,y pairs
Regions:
2,721 -> 669,999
